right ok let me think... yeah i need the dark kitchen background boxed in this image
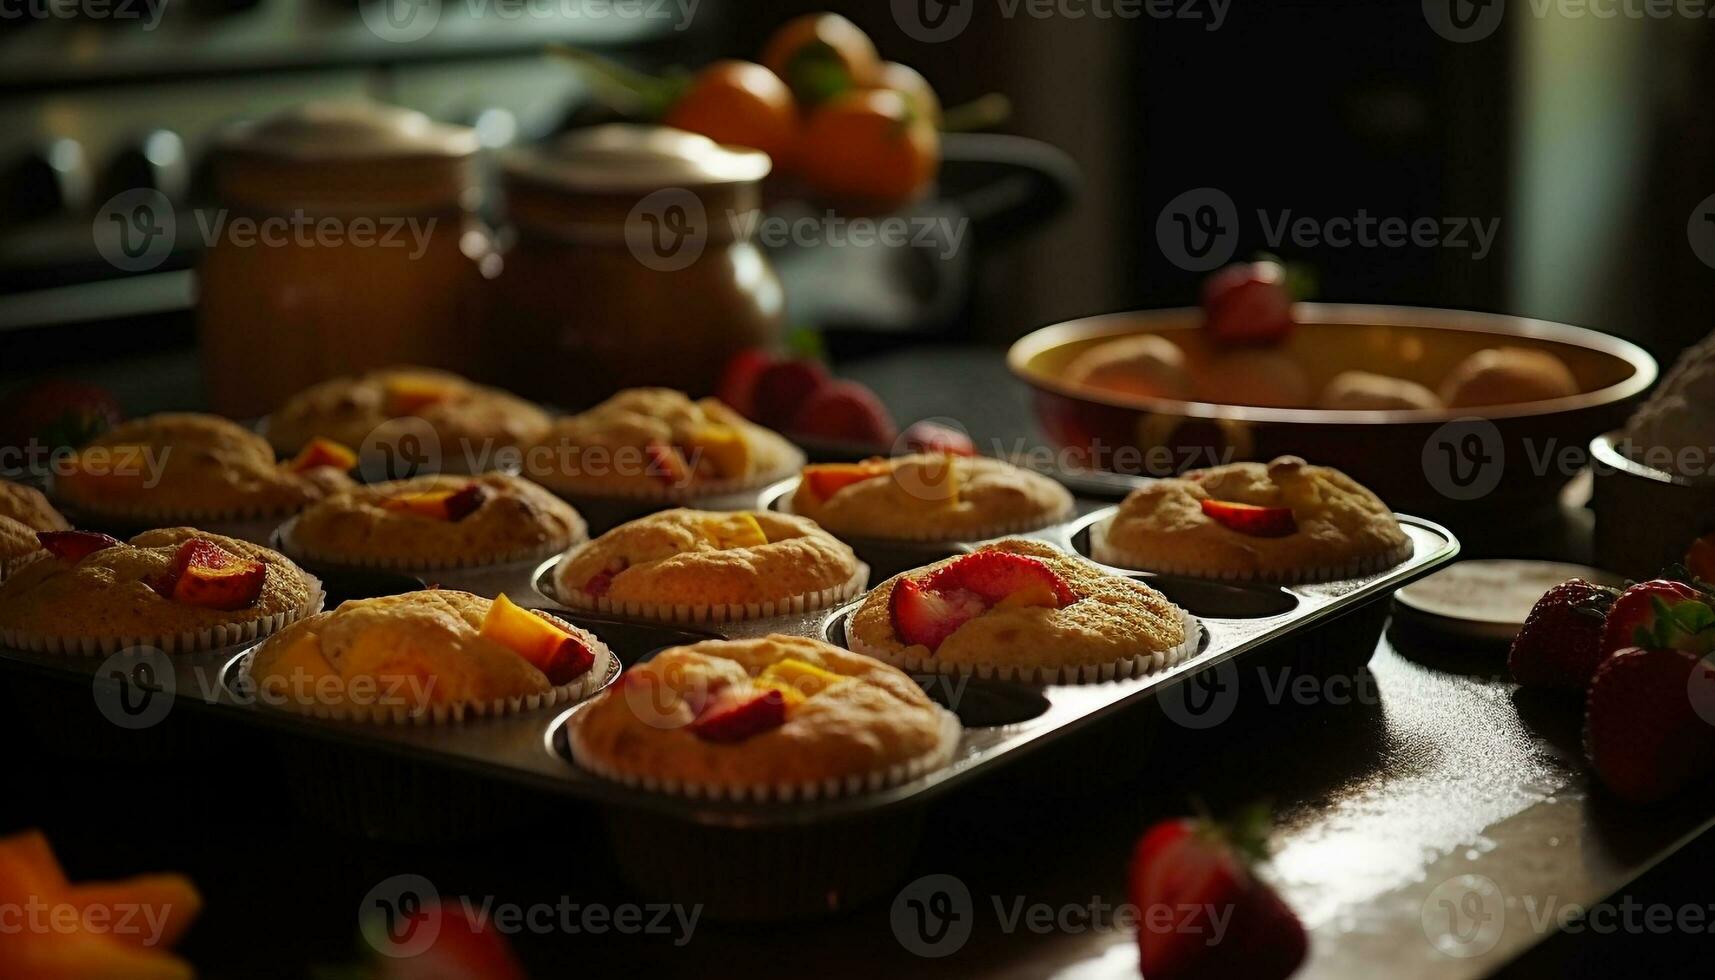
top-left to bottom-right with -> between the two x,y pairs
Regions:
3,0 -> 1712,383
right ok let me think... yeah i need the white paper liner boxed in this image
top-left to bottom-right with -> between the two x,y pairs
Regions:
274,515 -> 586,573
539,448 -> 807,505
242,611 -> 617,726
567,704 -> 962,803
1088,516 -> 1416,584
0,569 -> 326,657
550,562 -> 869,625
848,604 -> 1202,686
780,491 -> 1078,545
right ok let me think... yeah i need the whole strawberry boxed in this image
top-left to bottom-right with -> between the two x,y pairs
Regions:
1508,579 -> 1615,690
1585,639 -> 1715,804
1600,579 -> 1712,659
1128,808 -> 1307,980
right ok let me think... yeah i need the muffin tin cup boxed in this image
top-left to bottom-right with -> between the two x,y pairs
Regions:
846,606 -> 1202,686
566,709 -> 963,804
272,516 -> 576,598
0,570 -> 325,657
549,564 -> 871,626
1086,516 -> 1418,585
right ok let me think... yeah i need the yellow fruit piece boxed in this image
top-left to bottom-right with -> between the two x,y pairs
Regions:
379,490 -> 453,519
684,424 -> 753,479
894,455 -> 961,505
996,583 -> 1060,609
386,377 -> 454,415
287,437 -> 358,473
697,513 -> 768,550
480,593 -> 569,666
758,657 -> 846,699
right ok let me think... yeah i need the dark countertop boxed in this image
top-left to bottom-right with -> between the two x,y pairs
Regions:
4,345 -> 1711,978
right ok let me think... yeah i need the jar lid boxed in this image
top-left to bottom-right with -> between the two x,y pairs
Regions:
501,124 -> 771,193
217,101 -> 480,162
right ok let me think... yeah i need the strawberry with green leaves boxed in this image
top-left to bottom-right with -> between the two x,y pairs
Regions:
1508,579 -> 1616,690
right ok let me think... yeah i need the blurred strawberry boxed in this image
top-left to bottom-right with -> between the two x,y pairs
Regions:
715,348 -> 777,419
1600,579 -> 1712,659
1128,807 -> 1307,980
901,420 -> 976,456
752,359 -> 830,430
791,380 -> 897,445
375,901 -> 526,980
1202,261 -> 1295,347
1585,640 -> 1715,804
0,380 -> 122,453
1508,579 -> 1616,690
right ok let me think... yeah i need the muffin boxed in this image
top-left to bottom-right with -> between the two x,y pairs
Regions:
846,538 -> 1195,683
551,509 -> 865,623
265,367 -> 552,474
568,634 -> 959,800
0,527 -> 321,655
248,589 -> 612,724
1092,456 -> 1413,582
50,413 -> 351,538
282,472 -> 586,571
0,480 -> 70,581
1317,371 -> 1443,411
523,388 -> 803,500
1439,347 -> 1579,408
1064,335 -> 1193,400
788,454 -> 1075,542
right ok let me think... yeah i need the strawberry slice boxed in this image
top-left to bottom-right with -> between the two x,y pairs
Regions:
902,420 -> 977,457
1129,810 -> 1308,980
924,552 -> 1076,608
1600,580 -> 1712,659
1585,644 -> 1715,804
36,530 -> 122,563
802,461 -> 891,501
889,578 -> 989,651
1508,579 -> 1617,690
688,688 -> 789,743
1200,499 -> 1297,537
443,482 -> 487,521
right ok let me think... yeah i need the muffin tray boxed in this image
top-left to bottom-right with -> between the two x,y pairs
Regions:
0,503 -> 1459,830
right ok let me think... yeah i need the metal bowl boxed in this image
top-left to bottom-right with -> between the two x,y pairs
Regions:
1008,304 -> 1657,519
1589,431 -> 1715,578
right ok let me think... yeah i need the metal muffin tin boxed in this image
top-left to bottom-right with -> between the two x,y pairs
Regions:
0,497 -> 1459,830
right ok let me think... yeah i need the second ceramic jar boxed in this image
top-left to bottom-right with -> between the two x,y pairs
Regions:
490,125 -> 784,405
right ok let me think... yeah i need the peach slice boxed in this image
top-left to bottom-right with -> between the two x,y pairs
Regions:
480,593 -> 596,685
696,513 -> 768,550
682,424 -> 752,479
802,461 -> 891,500
260,631 -> 339,701
150,539 -> 265,610
385,377 -> 454,415
286,437 -> 357,474
757,657 -> 845,699
379,483 -> 486,521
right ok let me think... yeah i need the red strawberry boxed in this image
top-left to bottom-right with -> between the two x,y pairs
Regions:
1129,810 -> 1308,980
1199,499 -> 1297,537
375,901 -> 527,980
752,359 -> 830,429
539,635 -> 597,686
689,688 -> 789,743
443,482 -> 487,522
582,567 -> 619,597
925,552 -> 1076,608
902,420 -> 977,457
36,530 -> 122,563
889,578 -> 988,651
1585,644 -> 1715,804
0,380 -> 122,453
1600,580 -> 1711,659
1508,579 -> 1617,690
716,348 -> 777,419
1202,261 -> 1296,347
790,380 -> 898,446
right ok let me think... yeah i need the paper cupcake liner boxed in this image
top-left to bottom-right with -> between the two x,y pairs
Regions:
1088,518 -> 1416,584
240,611 -> 619,726
567,705 -> 962,803
780,492 -> 1078,545
550,563 -> 870,625
539,449 -> 807,505
0,570 -> 326,657
846,604 -> 1202,685
274,515 -> 586,573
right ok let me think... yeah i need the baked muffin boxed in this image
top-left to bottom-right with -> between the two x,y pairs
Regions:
249,590 -> 612,723
0,527 -> 321,655
569,635 -> 959,800
1439,347 -> 1579,408
1092,456 -> 1413,582
552,509 -> 865,622
1064,335 -> 1193,400
847,538 -> 1195,683
50,413 -> 351,538
523,388 -> 803,500
283,473 -> 586,571
0,480 -> 70,581
788,454 -> 1075,542
1317,371 -> 1443,411
265,367 -> 552,474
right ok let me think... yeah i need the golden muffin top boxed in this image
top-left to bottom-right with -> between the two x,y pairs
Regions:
287,472 -> 586,569
0,480 -> 70,567
789,454 -> 1074,541
0,527 -> 315,643
554,509 -> 862,611
571,634 -> 953,789
266,366 -> 553,465
1096,456 -> 1410,581
849,538 -> 1188,672
249,589 -> 610,719
523,388 -> 803,497
52,413 -> 349,520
